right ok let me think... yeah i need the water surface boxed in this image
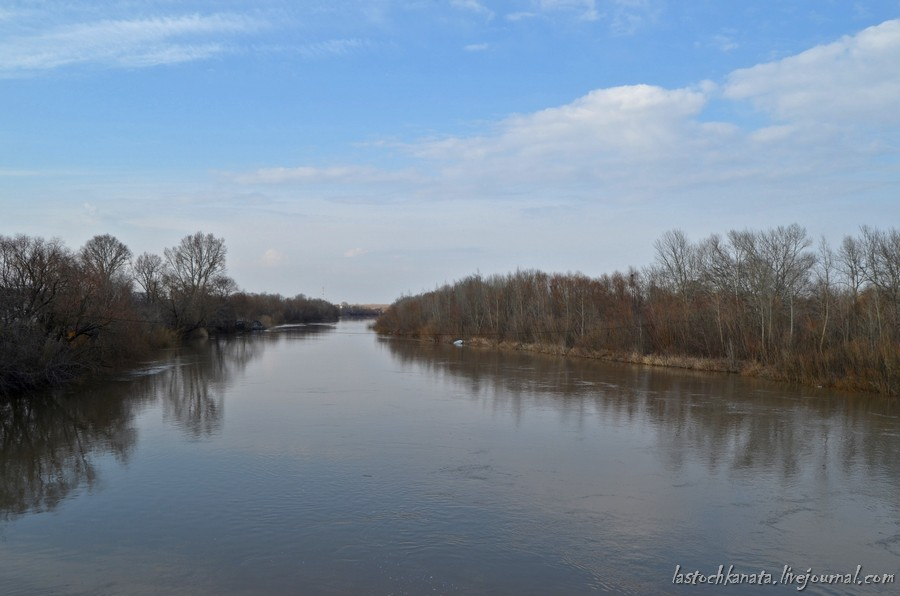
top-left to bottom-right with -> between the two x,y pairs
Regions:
1,320 -> 898,594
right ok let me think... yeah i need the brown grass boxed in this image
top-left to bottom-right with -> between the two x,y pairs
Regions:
423,334 -> 892,395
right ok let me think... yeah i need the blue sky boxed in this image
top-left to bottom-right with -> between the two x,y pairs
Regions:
2,1 -> 899,303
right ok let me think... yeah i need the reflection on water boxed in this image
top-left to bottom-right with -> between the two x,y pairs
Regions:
383,337 -> 900,490
1,321 -> 898,594
0,391 -> 138,521
379,337 -> 900,592
0,325 -> 331,521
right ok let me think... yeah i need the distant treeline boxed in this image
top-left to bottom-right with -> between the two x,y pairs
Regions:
375,224 -> 900,396
339,303 -> 386,318
0,231 -> 338,396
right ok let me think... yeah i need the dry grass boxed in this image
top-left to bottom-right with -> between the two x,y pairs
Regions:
429,334 -> 893,394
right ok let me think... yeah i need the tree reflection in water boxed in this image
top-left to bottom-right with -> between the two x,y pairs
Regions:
0,335 -> 264,519
0,328 -> 330,520
381,337 -> 900,491
0,390 -> 138,521
160,354 -> 224,438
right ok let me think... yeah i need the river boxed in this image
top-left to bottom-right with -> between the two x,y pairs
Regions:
1,320 -> 898,594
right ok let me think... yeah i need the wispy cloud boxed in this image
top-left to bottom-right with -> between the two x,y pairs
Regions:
260,248 -> 284,267
608,0 -> 658,34
532,0 -> 660,31
296,38 -> 370,59
451,0 -> 495,20
464,42 -> 490,52
229,165 -> 422,186
505,12 -> 538,22
0,12 -> 265,75
711,33 -> 739,52
537,0 -> 599,21
0,168 -> 43,177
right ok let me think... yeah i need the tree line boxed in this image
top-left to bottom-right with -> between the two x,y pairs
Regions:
374,224 -> 900,396
0,231 -> 338,396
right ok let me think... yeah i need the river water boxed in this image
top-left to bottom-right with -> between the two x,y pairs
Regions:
1,320 -> 898,594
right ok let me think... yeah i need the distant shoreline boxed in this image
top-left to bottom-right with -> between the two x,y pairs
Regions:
380,333 -> 881,396
372,225 -> 900,398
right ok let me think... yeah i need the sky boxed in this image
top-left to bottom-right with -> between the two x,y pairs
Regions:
1,0 -> 899,304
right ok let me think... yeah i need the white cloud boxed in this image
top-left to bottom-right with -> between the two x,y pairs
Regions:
464,42 -> 489,52
0,12 -> 264,75
712,33 -> 739,52
451,0 -> 495,20
74,202 -> 101,226
409,84 -> 710,183
724,19 -> 900,125
344,248 -> 366,258
379,19 -> 898,203
261,248 -> 284,267
231,83 -> 739,210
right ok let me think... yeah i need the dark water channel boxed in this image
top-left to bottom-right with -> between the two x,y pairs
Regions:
1,320 -> 898,594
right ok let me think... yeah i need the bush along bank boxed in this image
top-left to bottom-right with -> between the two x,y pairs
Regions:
374,225 -> 900,396
0,232 -> 339,397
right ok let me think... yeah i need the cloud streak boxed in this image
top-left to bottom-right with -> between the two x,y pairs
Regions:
230,165 -> 422,186
537,0 -> 600,21
0,12 -> 264,75
296,38 -> 371,59
451,0 -> 495,20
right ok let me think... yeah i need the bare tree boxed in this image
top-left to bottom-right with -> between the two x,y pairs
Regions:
838,235 -> 865,295
79,234 -> 132,285
0,235 -> 83,393
814,237 -> 835,352
76,235 -> 134,328
726,225 -> 814,354
162,232 -> 229,332
653,229 -> 699,300
164,232 -> 227,294
133,252 -> 165,305
0,234 -> 73,331
857,226 -> 900,341
760,224 -> 815,345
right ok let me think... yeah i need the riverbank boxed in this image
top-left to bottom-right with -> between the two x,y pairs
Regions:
389,333 -> 885,396
0,319 -> 344,399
